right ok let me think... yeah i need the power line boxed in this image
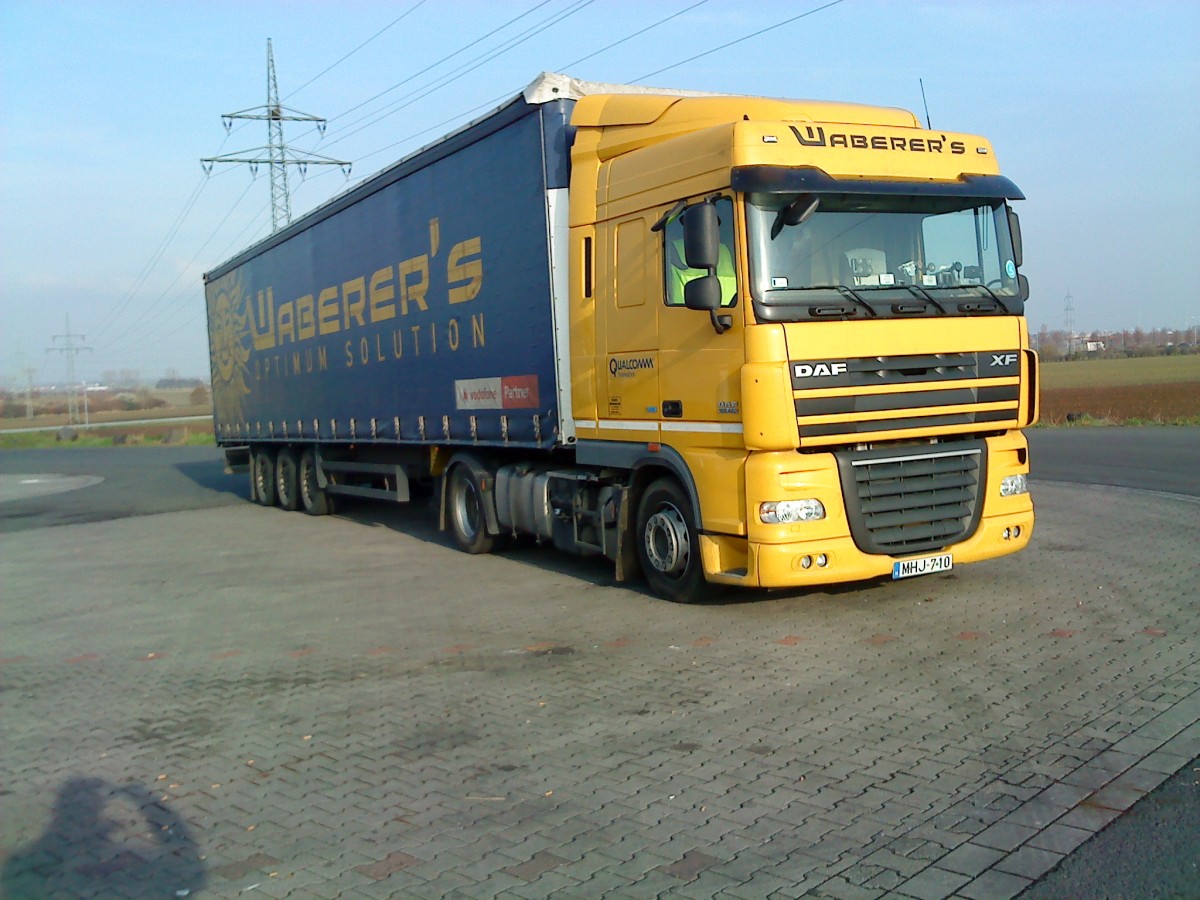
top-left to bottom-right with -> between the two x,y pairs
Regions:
634,0 -> 846,82
558,0 -> 710,70
309,0 -> 578,151
90,173 -> 209,340
284,0 -> 430,100
348,0 -> 715,168
101,180 -> 261,351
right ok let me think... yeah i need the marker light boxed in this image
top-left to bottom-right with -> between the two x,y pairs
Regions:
1000,474 -> 1029,497
760,499 -> 826,524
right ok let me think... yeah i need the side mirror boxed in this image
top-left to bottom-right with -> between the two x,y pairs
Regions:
683,203 -> 720,270
685,275 -> 731,334
1007,207 -> 1023,269
1018,273 -> 1030,302
684,274 -> 722,311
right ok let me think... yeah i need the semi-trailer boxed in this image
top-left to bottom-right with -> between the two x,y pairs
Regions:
205,72 -> 1037,603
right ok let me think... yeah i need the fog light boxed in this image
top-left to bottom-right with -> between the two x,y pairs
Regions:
1000,474 -> 1028,497
800,555 -> 813,569
1013,525 -> 1021,538
760,498 -> 826,524
816,553 -> 828,567
1003,527 -> 1012,540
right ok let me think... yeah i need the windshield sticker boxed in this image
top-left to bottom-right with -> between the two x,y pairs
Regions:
878,273 -> 895,286
922,275 -> 937,286
1005,260 -> 1017,278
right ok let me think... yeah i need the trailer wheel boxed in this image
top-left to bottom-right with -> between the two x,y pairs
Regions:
447,464 -> 496,554
298,448 -> 332,516
275,448 -> 300,511
251,447 -> 277,507
636,477 -> 705,603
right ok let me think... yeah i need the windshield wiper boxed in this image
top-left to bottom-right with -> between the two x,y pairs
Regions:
822,285 -> 879,318
923,283 -> 1015,315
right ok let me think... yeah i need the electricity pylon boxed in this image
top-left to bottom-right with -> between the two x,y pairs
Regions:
46,316 -> 92,426
202,39 -> 350,232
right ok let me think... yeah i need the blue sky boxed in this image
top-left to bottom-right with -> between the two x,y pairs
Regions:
2,0 -> 1198,384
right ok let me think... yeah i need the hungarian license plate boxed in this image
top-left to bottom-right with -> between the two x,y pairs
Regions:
892,553 -> 953,580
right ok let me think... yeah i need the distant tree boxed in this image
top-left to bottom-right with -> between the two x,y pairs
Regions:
188,384 -> 210,406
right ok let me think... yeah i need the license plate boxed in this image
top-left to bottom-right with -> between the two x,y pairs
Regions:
892,553 -> 953,580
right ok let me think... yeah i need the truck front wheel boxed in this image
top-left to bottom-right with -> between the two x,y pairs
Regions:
447,464 -> 496,554
251,447 -> 277,507
298,448 -> 332,516
636,477 -> 706,603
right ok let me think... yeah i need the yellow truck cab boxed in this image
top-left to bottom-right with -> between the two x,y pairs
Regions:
565,79 -> 1036,600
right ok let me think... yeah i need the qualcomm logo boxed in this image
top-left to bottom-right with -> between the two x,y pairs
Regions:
609,356 -> 655,377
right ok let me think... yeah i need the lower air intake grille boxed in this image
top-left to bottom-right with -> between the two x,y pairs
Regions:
836,441 -> 986,556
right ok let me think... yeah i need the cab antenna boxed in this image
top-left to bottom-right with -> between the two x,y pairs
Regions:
919,78 -> 933,129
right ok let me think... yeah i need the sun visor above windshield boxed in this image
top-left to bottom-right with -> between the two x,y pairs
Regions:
732,166 -> 1025,200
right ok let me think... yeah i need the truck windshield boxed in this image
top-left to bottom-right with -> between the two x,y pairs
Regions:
745,192 -> 1022,322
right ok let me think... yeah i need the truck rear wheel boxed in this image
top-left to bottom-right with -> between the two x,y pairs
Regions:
251,447 -> 277,507
275,448 -> 300,511
636,477 -> 705,603
447,464 -> 496,554
298,448 -> 332,516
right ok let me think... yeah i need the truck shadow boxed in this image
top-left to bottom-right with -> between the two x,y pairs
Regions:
1,776 -> 207,899
327,495 -> 883,606
173,458 -> 248,500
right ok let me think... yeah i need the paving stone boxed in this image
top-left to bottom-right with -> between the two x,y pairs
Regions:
934,842 -> 1005,877
894,865 -> 971,900
1026,822 -> 1094,856
1,485 -> 1197,898
992,844 -> 1065,880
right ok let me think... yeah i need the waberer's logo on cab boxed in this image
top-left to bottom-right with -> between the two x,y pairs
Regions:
791,125 -> 967,156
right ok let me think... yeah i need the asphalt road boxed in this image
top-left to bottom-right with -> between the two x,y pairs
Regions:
1,429 -> 1197,898
1028,426 -> 1200,498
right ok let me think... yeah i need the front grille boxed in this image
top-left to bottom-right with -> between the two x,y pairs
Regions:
789,350 -> 1023,443
836,442 -> 986,555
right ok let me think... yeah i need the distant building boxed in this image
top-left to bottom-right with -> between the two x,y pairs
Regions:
1085,341 -> 1106,353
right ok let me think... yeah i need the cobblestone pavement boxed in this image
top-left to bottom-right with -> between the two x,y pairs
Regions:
2,483 -> 1198,899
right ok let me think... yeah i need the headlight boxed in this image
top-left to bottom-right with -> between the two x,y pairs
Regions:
1000,474 -> 1029,497
760,499 -> 826,524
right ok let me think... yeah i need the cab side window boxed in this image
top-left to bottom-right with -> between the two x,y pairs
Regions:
663,197 -> 737,308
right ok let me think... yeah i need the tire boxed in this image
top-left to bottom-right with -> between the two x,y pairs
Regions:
636,477 -> 706,603
251,447 -> 277,507
447,464 -> 496,554
275,447 -> 300,511
298,448 -> 332,516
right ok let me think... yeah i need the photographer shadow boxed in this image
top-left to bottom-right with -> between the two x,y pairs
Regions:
2,776 -> 206,899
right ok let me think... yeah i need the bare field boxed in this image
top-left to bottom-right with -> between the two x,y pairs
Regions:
1040,381 -> 1200,425
1040,354 -> 1200,389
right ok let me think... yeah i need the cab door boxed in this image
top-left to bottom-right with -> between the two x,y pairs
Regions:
657,196 -> 745,442
597,215 -> 660,428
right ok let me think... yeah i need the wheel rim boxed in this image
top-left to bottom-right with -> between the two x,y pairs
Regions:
644,502 -> 690,577
299,459 -> 315,506
277,460 -> 290,505
452,475 -> 480,540
254,457 -> 268,496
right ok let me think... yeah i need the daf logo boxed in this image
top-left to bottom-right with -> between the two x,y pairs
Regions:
794,361 -> 848,378
990,353 -> 1018,367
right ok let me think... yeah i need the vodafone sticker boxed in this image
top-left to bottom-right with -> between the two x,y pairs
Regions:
455,376 -> 539,410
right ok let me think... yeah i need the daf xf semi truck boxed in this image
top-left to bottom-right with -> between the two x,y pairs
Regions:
205,73 -> 1037,602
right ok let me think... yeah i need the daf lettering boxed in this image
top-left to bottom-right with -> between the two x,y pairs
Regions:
991,353 -> 1018,367
794,361 -> 848,378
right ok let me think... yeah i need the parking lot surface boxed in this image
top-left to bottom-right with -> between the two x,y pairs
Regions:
2,480 -> 1198,898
